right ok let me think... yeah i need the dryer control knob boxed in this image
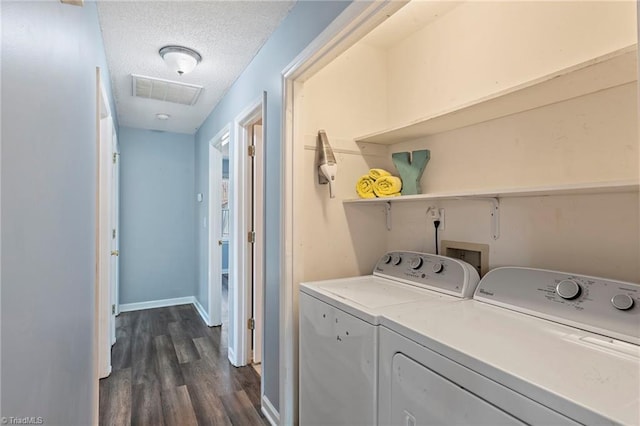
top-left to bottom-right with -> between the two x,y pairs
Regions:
410,257 -> 423,269
556,279 -> 581,300
611,294 -> 634,311
392,254 -> 402,266
432,263 -> 444,274
381,254 -> 392,264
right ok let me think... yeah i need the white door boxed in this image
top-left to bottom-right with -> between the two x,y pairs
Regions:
252,124 -> 264,364
98,115 -> 113,378
110,129 -> 120,344
208,140 -> 224,327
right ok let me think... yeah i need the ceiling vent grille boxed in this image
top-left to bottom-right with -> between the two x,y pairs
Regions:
131,74 -> 203,106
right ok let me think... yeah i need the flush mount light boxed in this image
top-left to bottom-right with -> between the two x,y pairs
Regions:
156,113 -> 171,120
159,45 -> 202,76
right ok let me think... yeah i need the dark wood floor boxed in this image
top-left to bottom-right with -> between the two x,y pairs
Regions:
100,277 -> 265,425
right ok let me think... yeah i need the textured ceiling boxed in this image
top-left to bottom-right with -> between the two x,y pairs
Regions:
97,1 -> 295,134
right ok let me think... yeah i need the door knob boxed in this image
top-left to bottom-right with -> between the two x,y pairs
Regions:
111,250 -> 119,256
218,240 -> 223,246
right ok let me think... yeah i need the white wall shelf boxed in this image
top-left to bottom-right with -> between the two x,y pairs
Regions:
344,180 -> 639,238
356,45 -> 638,145
343,180 -> 639,205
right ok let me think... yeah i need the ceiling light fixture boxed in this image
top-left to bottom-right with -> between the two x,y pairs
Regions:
159,45 -> 202,76
156,113 -> 171,120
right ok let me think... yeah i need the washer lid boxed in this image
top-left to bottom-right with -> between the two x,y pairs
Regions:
300,275 -> 458,324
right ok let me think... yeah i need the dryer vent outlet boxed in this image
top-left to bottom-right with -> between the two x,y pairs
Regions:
441,240 -> 489,277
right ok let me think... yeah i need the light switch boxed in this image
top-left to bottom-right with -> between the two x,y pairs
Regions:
197,193 -> 203,202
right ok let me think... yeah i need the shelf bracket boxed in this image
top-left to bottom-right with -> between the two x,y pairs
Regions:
385,202 -> 392,231
465,197 -> 500,239
485,198 -> 500,240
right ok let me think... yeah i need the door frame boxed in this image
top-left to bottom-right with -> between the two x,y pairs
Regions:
279,1 -> 404,423
110,123 -> 120,342
207,124 -> 230,327
96,67 -> 117,380
229,93 -> 266,368
252,123 -> 265,366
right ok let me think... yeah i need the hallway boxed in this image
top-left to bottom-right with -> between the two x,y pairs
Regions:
99,301 -> 265,426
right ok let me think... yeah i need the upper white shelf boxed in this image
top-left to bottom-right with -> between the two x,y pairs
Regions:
343,180 -> 639,205
356,45 -> 638,145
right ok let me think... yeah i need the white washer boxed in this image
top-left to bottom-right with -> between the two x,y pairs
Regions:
378,267 -> 640,425
299,251 -> 480,426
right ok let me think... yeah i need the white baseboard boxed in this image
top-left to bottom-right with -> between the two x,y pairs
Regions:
193,297 -> 212,326
119,296 -> 195,313
261,395 -> 280,426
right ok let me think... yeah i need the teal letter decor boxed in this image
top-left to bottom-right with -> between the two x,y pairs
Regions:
392,150 -> 430,195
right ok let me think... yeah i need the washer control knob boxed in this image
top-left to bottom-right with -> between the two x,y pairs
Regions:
410,257 -> 423,270
556,279 -> 581,300
381,254 -> 392,264
432,263 -> 444,274
611,294 -> 634,311
392,254 -> 402,266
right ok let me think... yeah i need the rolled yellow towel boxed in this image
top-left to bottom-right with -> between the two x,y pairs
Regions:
356,175 -> 377,199
373,176 -> 402,197
368,168 -> 391,180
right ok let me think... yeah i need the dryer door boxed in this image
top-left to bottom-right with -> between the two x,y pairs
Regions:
391,353 -> 523,425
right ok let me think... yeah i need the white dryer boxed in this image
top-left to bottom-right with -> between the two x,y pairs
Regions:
299,251 -> 480,426
378,267 -> 640,425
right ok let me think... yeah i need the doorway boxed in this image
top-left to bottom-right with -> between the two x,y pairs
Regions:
207,126 -> 230,329
96,67 -> 120,379
222,93 -> 265,371
205,95 -> 266,406
279,2 -> 405,423
249,120 -> 264,372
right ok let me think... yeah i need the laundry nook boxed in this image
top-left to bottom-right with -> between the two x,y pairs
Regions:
293,1 -> 639,425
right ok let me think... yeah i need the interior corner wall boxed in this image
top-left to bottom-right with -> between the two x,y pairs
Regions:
119,127 -> 196,305
302,41 -> 391,282
194,0 -> 352,411
1,1 -> 115,424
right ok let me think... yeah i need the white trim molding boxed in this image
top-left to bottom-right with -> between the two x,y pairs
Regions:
261,395 -> 280,426
279,1 -> 406,424
193,297 -> 212,326
119,296 -> 196,313
119,296 -> 213,328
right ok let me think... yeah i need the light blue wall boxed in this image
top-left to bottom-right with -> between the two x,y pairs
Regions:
194,0 -> 351,410
119,127 -> 196,305
1,1 -> 115,423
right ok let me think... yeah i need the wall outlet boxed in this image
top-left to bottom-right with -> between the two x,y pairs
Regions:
441,240 -> 489,276
427,207 -> 445,231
